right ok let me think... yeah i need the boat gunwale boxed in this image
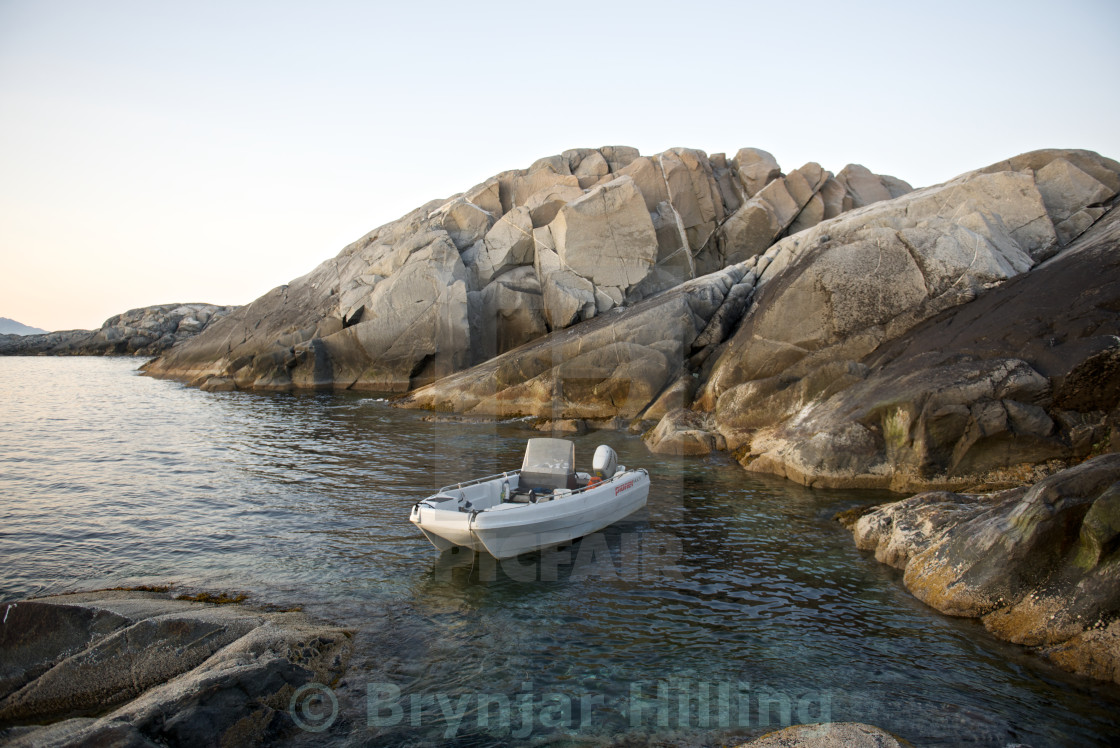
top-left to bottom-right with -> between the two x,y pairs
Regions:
436,469 -> 522,495
470,471 -> 649,527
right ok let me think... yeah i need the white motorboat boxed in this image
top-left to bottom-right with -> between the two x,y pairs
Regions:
409,438 -> 649,559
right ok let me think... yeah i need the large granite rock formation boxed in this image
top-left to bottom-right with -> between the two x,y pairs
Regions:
142,145 -> 1120,495
692,149 -> 1120,491
0,304 -> 237,357
0,590 -> 351,747
143,146 -> 909,392
842,454 -> 1120,685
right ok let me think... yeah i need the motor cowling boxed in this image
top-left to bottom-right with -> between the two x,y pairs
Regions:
592,445 -> 618,479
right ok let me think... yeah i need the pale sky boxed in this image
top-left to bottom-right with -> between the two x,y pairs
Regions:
2,0 -> 1118,331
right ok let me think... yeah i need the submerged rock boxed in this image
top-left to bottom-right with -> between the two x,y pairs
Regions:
0,590 -> 351,746
0,304 -> 237,357
846,455 -> 1120,684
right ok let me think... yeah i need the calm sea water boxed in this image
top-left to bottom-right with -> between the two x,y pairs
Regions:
1,357 -> 1118,747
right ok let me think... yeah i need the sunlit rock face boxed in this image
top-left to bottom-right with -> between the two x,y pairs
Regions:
143,145 -> 909,392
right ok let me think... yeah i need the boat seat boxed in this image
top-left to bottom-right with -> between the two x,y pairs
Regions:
509,489 -> 535,503
517,470 -> 578,493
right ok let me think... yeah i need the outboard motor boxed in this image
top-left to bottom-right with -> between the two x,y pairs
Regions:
592,445 -> 618,479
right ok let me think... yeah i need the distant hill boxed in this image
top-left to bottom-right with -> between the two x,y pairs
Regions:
0,317 -> 48,335
0,304 -> 238,356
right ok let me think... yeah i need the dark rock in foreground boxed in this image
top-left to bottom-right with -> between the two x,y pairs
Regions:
844,454 -> 1120,684
0,590 -> 351,746
0,304 -> 237,357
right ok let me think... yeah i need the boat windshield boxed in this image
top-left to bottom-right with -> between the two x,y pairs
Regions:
521,438 -> 575,477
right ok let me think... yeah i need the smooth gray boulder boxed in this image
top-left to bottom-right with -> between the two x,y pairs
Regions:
733,147 -> 782,198
534,235 -> 597,331
658,148 -> 726,253
643,407 -> 720,455
835,163 -> 912,209
471,266 -> 547,362
472,205 -> 535,286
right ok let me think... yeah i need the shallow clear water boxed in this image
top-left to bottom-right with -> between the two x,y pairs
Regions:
1,357 -> 1118,746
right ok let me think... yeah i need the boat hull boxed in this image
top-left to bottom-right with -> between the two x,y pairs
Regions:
410,470 -> 649,559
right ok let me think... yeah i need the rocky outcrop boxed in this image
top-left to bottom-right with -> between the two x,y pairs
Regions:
643,407 -> 723,455
843,455 -> 1120,684
0,590 -> 351,746
138,145 -> 1120,494
143,146 -> 907,392
0,304 -> 237,357
695,149 -> 1120,491
736,722 -> 911,747
400,147 -> 1118,495
396,262 -> 760,422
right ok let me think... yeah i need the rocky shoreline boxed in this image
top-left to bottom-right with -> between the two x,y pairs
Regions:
0,591 -> 920,748
0,590 -> 351,746
0,304 -> 237,357
101,145 -> 1120,700
138,146 -> 1120,497
839,453 -> 1120,686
